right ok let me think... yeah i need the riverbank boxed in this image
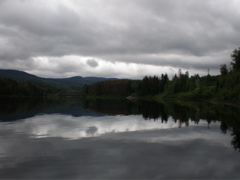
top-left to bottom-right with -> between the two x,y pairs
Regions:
125,92 -> 240,108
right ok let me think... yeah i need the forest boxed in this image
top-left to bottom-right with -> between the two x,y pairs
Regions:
0,47 -> 240,101
0,78 -> 81,96
82,47 -> 240,102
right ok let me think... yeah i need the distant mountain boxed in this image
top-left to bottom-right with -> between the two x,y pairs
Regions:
0,69 -> 41,82
0,69 -> 117,87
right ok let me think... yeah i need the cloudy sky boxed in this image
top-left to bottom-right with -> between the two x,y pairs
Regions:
0,0 -> 239,79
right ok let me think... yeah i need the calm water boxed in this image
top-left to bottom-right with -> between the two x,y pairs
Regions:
0,97 -> 239,179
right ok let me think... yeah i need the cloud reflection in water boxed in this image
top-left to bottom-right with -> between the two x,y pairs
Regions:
0,114 -> 228,144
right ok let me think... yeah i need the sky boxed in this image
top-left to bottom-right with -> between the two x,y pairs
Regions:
0,0 -> 239,79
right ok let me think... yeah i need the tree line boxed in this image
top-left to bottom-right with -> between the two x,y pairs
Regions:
82,47 -> 240,102
1,47 -> 239,99
0,78 -> 81,96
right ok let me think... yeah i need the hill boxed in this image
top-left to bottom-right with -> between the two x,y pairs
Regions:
0,69 -> 116,87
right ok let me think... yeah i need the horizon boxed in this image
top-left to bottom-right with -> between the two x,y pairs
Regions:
0,1 -> 238,79
0,68 -> 220,81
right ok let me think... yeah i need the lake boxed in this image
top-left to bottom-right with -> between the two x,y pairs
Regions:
0,97 -> 239,179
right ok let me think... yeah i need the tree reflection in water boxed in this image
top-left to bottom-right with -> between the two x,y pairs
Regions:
0,97 -> 239,151
83,99 -> 240,152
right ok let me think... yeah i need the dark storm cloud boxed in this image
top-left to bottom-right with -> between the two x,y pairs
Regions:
0,0 -> 239,77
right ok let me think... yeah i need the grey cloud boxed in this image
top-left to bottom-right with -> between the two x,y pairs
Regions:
85,126 -> 98,136
101,50 -> 230,72
86,59 -> 98,68
0,0 -> 239,77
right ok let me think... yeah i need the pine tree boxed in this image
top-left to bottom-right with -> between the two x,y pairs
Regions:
231,47 -> 240,72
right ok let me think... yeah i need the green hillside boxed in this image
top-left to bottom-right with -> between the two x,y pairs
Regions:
0,69 -> 116,96
0,69 -> 116,87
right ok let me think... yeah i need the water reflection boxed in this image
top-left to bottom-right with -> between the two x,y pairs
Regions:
0,129 -> 239,179
0,97 -> 102,121
0,98 -> 240,179
0,98 -> 240,151
83,99 -> 240,151
0,114 -> 183,139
